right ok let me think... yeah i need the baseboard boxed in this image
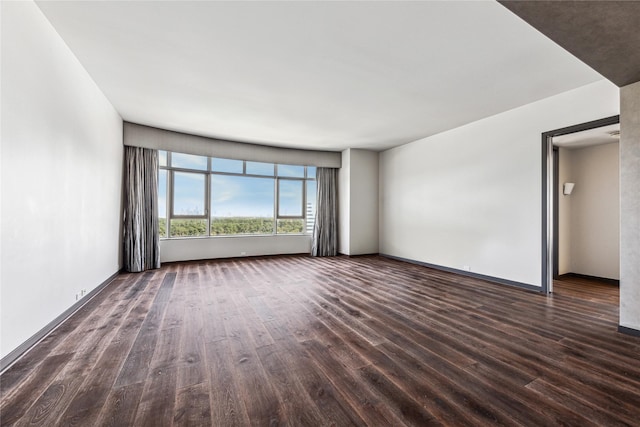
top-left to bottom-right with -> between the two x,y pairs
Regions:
0,270 -> 121,373
338,253 -> 380,258
559,272 -> 620,286
618,325 -> 640,337
381,254 -> 543,293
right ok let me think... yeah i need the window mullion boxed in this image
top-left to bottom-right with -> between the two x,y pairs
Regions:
205,171 -> 210,236
273,177 -> 278,234
167,170 -> 173,237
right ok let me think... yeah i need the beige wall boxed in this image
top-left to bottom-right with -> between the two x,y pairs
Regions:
349,149 -> 379,255
620,80 -> 640,332
338,149 -> 379,255
338,149 -> 351,254
558,143 -> 619,279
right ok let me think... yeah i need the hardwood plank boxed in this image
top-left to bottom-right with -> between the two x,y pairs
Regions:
203,340 -> 251,426
132,366 -> 178,427
526,378 -> 637,426
175,272 -> 208,390
94,383 -> 144,427
259,319 -> 367,426
55,344 -> 131,425
113,272 -> 177,388
30,275 -> 163,427
301,338 -> 410,426
221,313 -> 282,426
0,353 -> 73,425
2,255 -> 639,426
356,364 -> 439,426
254,344 -> 331,426
173,383 -> 212,426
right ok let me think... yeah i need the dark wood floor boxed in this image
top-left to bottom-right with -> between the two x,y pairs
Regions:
1,255 -> 639,426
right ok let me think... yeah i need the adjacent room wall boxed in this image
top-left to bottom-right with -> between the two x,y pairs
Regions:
568,142 -> 620,280
620,80 -> 640,332
1,1 -> 123,359
557,147 -> 573,275
338,149 -> 379,255
379,80 -> 619,287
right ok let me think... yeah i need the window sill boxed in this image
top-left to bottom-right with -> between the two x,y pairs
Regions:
160,233 -> 312,241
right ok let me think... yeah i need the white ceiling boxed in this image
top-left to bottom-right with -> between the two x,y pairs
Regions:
35,1 -> 603,152
553,123 -> 620,149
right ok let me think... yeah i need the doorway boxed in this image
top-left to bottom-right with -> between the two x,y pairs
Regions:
541,115 -> 620,294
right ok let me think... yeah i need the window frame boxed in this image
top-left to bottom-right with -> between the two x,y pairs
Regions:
159,152 -> 316,239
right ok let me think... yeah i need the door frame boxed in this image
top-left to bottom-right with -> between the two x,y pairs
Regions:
541,115 -> 619,294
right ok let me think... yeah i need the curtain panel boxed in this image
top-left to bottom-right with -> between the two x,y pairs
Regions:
312,167 -> 338,257
123,146 -> 160,272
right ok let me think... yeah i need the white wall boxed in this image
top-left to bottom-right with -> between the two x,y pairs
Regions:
338,149 -> 379,255
557,147 -> 573,275
567,143 -> 620,279
379,80 -> 619,287
1,1 -> 123,359
160,235 -> 311,263
620,80 -> 640,332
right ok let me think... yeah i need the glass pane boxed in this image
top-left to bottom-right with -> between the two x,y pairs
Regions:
211,175 -> 275,235
159,150 -> 167,167
277,164 -> 305,178
212,158 -> 243,174
278,179 -> 303,217
246,161 -> 274,176
158,170 -> 167,237
305,180 -> 317,234
171,152 -> 207,170
307,166 -> 316,179
173,172 -> 205,215
277,219 -> 304,234
169,219 -> 208,237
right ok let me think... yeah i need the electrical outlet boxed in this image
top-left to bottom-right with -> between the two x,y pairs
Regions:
75,293 -> 79,301
240,251 -> 247,256
463,265 -> 470,271
81,289 -> 87,296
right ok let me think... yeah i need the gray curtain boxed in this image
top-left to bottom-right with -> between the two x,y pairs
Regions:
312,167 -> 338,256
123,146 -> 160,272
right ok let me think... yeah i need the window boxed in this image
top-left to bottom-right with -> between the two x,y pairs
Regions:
246,161 -> 275,176
211,175 -> 274,235
159,150 -> 167,167
170,171 -> 208,237
212,158 -> 243,174
158,169 -> 167,237
277,164 -> 305,178
278,179 -> 303,217
172,172 -> 206,216
171,152 -> 207,170
277,179 -> 305,234
158,153 -> 316,238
